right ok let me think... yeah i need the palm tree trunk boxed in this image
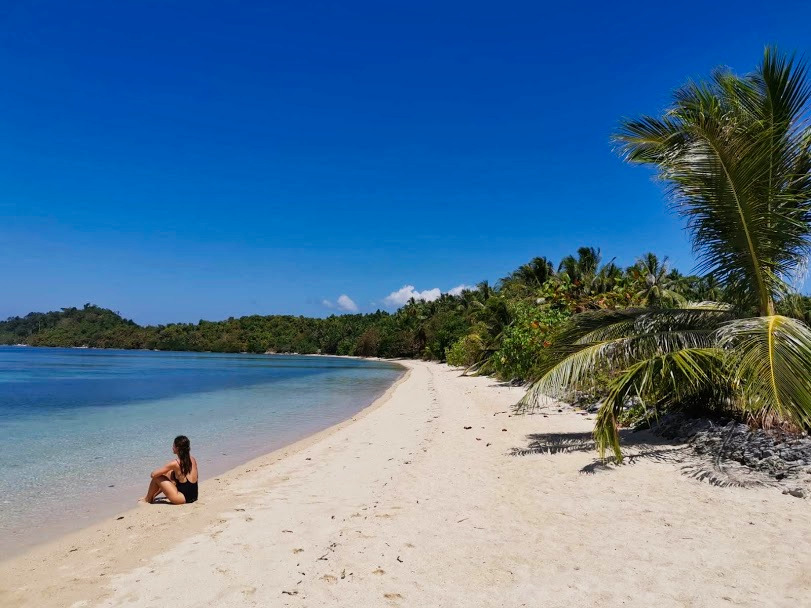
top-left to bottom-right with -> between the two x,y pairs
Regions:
761,294 -> 776,317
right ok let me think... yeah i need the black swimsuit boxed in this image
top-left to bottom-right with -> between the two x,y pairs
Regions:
173,470 -> 198,503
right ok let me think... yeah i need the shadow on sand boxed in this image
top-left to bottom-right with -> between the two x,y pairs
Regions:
510,429 -> 775,488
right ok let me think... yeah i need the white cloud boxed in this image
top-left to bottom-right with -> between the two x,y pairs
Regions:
447,284 -> 474,296
336,294 -> 358,313
383,285 -> 441,307
383,284 -> 476,307
321,299 -> 335,309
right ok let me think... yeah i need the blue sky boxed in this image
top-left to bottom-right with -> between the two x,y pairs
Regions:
2,1 -> 810,324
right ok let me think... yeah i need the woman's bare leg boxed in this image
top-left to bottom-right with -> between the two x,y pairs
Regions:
141,477 -> 162,503
154,475 -> 186,504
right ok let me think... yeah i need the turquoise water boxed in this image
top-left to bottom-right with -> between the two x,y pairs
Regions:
0,347 -> 403,556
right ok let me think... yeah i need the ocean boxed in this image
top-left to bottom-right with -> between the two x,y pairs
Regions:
0,346 -> 403,556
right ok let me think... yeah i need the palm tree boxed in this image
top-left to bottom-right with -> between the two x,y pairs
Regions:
558,247 -> 602,286
477,280 -> 493,302
631,253 -> 686,306
592,261 -> 623,294
461,295 -> 513,375
503,257 -> 555,291
520,48 -> 811,461
695,274 -> 726,302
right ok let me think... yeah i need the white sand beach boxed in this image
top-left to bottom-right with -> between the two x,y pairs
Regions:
1,360 -> 809,607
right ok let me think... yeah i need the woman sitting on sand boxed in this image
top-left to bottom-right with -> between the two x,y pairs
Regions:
141,435 -> 199,504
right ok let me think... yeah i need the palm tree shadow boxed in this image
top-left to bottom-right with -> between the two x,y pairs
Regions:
510,430 -> 773,488
509,431 -> 595,457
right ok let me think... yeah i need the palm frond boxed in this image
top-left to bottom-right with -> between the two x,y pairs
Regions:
519,329 -> 717,410
553,308 -> 650,345
593,348 -> 727,461
576,304 -> 732,344
719,315 -> 811,428
615,47 -> 811,316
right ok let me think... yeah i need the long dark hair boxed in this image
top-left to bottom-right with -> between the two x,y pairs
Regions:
174,435 -> 192,477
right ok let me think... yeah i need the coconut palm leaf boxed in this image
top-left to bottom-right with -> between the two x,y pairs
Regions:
546,302 -> 730,348
615,49 -> 811,317
551,308 -> 651,345
517,303 -> 732,411
719,315 -> 811,428
575,304 -> 732,344
518,327 -> 718,410
593,348 -> 727,461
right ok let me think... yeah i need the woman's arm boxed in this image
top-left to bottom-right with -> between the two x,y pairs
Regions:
150,460 -> 178,479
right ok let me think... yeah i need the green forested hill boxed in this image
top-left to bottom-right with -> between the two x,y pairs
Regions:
0,304 -> 387,355
0,305 -> 145,349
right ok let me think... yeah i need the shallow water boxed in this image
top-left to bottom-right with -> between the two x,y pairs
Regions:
0,347 -> 403,556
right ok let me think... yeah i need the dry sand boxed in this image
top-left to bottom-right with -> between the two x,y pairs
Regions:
1,360 -> 809,607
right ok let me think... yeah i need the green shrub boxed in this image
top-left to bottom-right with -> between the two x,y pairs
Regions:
492,301 -> 569,381
446,334 -> 484,367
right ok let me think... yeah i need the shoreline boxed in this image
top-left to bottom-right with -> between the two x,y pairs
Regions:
2,360 -> 809,607
0,350 -> 404,558
0,343 -> 398,358
0,359 -> 410,564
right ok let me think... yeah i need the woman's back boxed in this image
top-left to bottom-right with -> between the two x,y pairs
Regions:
173,456 -> 198,484
173,455 -> 199,503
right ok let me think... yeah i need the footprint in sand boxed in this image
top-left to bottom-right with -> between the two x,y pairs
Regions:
321,574 -> 338,583
372,568 -> 385,575
384,592 -> 403,600
293,548 -> 304,554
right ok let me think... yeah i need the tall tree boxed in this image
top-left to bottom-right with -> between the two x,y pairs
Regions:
503,257 -> 556,290
631,253 -> 686,307
558,247 -> 601,285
